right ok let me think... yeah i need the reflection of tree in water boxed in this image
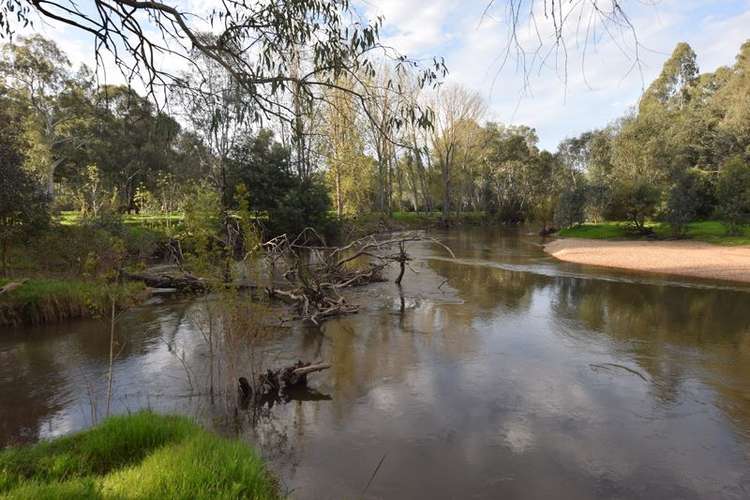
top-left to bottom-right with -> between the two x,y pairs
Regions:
551,278 -> 750,430
427,258 -> 545,313
0,302 -> 194,446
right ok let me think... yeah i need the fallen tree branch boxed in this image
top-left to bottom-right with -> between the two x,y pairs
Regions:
239,360 -> 332,407
261,229 -> 454,325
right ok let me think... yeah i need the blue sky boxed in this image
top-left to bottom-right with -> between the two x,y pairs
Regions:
24,0 -> 750,150
363,0 -> 750,149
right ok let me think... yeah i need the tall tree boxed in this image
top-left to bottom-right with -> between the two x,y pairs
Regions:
0,35 -> 80,197
430,85 -> 486,218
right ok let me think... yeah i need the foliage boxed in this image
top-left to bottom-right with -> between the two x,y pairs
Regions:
0,411 -> 277,499
610,180 -> 660,234
663,168 -> 704,237
0,98 -> 49,274
271,177 -> 336,240
716,156 -> 750,234
0,278 -> 143,326
554,183 -> 587,228
559,220 -> 750,246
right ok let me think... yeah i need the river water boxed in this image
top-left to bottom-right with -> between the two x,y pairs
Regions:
2,228 -> 750,499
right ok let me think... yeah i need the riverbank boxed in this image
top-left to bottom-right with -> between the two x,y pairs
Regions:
544,238 -> 750,283
0,279 -> 145,327
558,221 -> 750,246
0,412 -> 277,499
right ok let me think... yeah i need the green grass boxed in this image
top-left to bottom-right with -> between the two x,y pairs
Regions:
558,220 -> 750,246
0,411 -> 277,499
0,279 -> 145,326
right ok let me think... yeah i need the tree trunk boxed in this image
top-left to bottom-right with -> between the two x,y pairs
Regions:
46,158 -> 65,199
335,167 -> 343,217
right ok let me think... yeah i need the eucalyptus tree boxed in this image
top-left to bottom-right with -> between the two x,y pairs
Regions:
0,35 -> 83,197
0,94 -> 48,274
1,0 -> 444,152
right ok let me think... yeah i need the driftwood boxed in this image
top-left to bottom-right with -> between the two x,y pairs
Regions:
0,279 -> 28,295
122,271 -> 208,293
263,229 -> 454,324
239,360 -> 331,407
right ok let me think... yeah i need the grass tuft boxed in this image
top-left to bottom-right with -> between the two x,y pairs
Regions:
0,412 -> 277,499
0,279 -> 144,327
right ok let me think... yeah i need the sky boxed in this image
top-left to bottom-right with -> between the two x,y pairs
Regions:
18,0 -> 750,150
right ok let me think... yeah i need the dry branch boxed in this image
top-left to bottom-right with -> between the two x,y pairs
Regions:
262,228 -> 453,324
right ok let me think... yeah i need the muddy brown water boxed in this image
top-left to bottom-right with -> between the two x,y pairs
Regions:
2,228 -> 750,499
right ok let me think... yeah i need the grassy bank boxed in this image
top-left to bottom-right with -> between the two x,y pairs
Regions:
0,411 -> 277,499
558,221 -> 750,246
0,279 -> 145,327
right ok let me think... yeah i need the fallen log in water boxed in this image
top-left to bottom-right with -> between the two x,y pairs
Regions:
262,229 -> 454,324
0,279 -> 28,295
239,360 -> 332,406
122,271 -> 208,293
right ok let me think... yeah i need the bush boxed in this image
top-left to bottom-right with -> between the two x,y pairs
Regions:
554,184 -> 587,228
610,179 -> 661,234
267,176 -> 338,241
663,168 -> 703,237
717,156 -> 750,234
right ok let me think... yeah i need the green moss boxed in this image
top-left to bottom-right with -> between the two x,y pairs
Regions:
558,221 -> 750,246
0,279 -> 144,326
0,412 -> 277,499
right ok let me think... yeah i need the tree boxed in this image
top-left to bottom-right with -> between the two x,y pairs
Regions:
716,156 -> 750,235
228,130 -> 295,215
0,35 -> 83,198
640,42 -> 698,112
2,0 -> 444,143
0,98 -> 48,274
663,168 -> 702,237
430,85 -> 486,218
322,78 -> 373,216
554,183 -> 587,228
611,179 -> 660,234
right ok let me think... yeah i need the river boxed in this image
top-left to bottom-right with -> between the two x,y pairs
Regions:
2,227 -> 750,499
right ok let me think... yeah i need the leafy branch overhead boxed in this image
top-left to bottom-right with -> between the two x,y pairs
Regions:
1,0 -> 447,133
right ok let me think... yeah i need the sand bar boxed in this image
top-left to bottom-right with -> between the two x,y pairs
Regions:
544,238 -> 750,284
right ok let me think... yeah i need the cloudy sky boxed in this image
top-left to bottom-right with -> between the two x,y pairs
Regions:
23,0 -> 750,150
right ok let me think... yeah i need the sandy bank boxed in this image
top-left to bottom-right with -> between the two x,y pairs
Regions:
544,238 -> 750,284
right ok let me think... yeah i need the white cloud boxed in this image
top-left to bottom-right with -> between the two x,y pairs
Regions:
363,0 -> 750,149
10,0 -> 750,149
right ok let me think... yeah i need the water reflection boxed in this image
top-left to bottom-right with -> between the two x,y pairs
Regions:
2,228 -> 750,498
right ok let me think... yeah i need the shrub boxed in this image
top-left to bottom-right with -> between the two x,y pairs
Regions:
717,156 -> 750,234
268,176 -> 338,241
554,184 -> 587,228
663,168 -> 702,237
611,179 -> 661,234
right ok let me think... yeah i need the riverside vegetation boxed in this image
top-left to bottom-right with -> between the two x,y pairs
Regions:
0,412 -> 277,499
1,1 -> 750,498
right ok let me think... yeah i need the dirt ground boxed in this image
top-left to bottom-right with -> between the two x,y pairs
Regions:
544,238 -> 750,284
